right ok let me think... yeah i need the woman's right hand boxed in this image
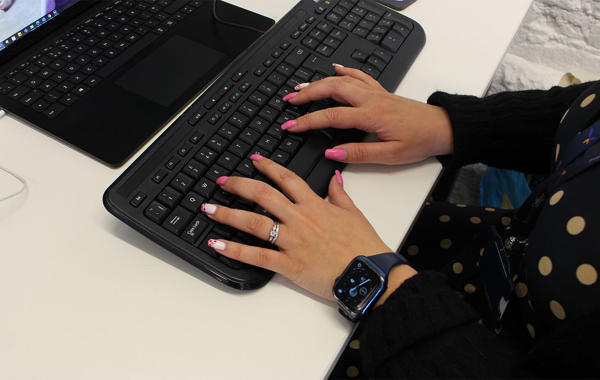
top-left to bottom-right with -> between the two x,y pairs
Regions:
282,66 -> 454,165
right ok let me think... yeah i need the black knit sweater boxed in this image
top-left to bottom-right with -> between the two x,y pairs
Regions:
359,82 -> 600,379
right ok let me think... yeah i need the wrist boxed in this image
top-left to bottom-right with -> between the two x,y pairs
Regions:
375,264 -> 418,307
429,105 -> 454,156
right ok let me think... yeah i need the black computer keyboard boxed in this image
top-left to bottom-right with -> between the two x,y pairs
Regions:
103,0 -> 425,290
0,0 -> 200,119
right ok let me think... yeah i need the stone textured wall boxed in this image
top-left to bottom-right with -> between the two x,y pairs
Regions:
488,0 -> 600,94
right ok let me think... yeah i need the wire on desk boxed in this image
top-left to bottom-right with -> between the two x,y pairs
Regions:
0,166 -> 27,203
212,0 -> 268,34
0,108 -> 27,202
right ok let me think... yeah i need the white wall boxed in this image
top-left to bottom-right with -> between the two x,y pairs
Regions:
489,0 -> 600,94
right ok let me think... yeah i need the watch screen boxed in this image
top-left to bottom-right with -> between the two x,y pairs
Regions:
335,259 -> 383,310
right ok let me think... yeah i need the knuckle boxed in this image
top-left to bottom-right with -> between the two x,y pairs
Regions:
325,107 -> 341,124
277,168 -> 296,183
226,243 -> 243,261
246,213 -> 267,235
353,144 -> 370,162
255,247 -> 271,268
252,182 -> 273,203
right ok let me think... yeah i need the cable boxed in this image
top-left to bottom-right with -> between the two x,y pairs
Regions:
212,0 -> 268,34
0,166 -> 27,203
0,108 -> 27,202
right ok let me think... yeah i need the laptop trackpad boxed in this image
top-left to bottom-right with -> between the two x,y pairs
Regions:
115,35 -> 226,107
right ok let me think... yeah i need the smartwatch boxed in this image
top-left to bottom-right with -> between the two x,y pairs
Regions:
333,252 -> 408,321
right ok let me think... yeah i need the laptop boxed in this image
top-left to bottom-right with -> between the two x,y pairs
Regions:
0,0 -> 274,167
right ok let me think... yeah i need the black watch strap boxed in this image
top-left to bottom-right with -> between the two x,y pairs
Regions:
368,252 -> 409,274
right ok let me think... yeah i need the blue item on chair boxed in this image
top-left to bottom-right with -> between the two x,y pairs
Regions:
480,167 -> 531,209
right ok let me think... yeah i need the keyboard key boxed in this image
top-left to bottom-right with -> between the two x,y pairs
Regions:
284,47 -> 309,68
145,201 -> 169,224
163,206 -> 193,235
236,159 -> 257,177
32,100 -> 50,112
217,151 -> 241,171
183,159 -> 207,180
228,139 -> 251,158
44,104 -> 65,119
152,168 -> 169,183
381,30 -> 404,52
206,164 -> 229,182
158,186 -> 182,208
206,134 -> 228,153
193,177 -> 217,199
130,192 -> 147,208
170,172 -> 194,193
181,216 -> 209,245
180,192 -> 205,214
195,147 -> 218,166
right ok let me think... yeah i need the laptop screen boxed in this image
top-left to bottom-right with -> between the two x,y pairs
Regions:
0,0 -> 81,52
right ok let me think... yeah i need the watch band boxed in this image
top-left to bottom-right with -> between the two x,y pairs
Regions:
368,252 -> 409,275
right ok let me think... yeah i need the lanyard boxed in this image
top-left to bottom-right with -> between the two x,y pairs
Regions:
510,118 -> 600,239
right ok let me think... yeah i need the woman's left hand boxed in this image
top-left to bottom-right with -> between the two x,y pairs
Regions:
201,155 -> 395,300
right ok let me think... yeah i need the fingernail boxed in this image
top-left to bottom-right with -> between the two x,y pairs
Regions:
325,148 -> 347,161
208,239 -> 226,251
250,153 -> 264,161
282,92 -> 299,102
294,82 -> 310,90
332,63 -> 345,68
335,170 -> 344,186
201,203 -> 218,215
216,176 -> 229,186
281,120 -> 296,130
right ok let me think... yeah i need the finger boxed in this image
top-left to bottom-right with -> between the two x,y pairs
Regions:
215,175 -> 295,221
325,140 -> 407,165
283,106 -> 365,133
207,239 -> 292,275
201,203 -> 291,247
333,65 -> 386,90
327,170 -> 359,212
250,155 -> 317,203
287,75 -> 371,107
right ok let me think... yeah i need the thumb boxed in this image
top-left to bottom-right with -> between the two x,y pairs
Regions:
325,141 -> 406,165
328,171 -> 358,212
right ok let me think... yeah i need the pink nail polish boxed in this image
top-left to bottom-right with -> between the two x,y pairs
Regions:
335,170 -> 344,186
325,148 -> 347,161
201,203 -> 217,215
282,92 -> 299,102
294,82 -> 310,90
250,153 -> 264,161
208,239 -> 226,251
216,176 -> 229,186
281,120 -> 296,130
332,63 -> 345,68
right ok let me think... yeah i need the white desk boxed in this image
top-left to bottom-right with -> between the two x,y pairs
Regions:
0,1 -> 532,378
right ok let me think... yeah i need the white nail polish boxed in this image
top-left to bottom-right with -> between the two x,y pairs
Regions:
208,239 -> 227,251
294,82 -> 310,90
201,203 -> 217,215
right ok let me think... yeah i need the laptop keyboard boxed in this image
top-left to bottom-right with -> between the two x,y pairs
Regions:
103,0 -> 425,290
0,0 -> 201,119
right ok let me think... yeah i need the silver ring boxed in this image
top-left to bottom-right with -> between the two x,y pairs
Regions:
268,222 -> 280,245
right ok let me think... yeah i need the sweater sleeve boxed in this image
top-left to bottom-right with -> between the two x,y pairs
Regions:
359,271 -> 524,379
427,82 -> 596,175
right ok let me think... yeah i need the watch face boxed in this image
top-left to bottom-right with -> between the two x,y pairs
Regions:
334,258 -> 385,315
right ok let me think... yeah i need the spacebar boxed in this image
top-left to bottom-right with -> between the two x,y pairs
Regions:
287,133 -> 331,179
97,33 -> 158,78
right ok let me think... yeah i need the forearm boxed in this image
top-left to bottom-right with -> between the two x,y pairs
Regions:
360,271 -> 525,378
428,82 -> 596,175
